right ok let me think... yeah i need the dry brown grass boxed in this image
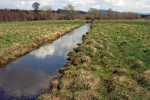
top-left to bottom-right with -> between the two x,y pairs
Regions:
0,20 -> 85,67
40,20 -> 150,100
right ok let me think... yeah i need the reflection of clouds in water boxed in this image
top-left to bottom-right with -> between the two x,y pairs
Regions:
0,24 -> 91,99
0,66 -> 51,98
30,24 -> 90,59
30,45 -> 55,59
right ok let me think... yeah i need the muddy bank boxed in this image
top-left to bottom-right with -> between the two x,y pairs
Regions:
0,25 -> 82,67
39,20 -> 150,100
0,23 -> 91,100
39,24 -> 92,100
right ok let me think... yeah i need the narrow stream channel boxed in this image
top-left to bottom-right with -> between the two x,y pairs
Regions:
0,23 -> 91,100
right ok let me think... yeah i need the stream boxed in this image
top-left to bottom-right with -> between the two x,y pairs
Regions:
0,23 -> 91,100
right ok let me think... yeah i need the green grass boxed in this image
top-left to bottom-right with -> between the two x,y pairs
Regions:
40,20 -> 150,100
0,20 -> 85,66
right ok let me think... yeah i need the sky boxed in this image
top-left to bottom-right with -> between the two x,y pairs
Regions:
0,0 -> 150,13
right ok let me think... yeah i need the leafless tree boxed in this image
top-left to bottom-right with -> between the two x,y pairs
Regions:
125,12 -> 139,19
88,8 -> 99,14
108,8 -> 113,19
63,4 -> 78,20
88,8 -> 100,19
40,6 -> 53,19
41,6 -> 52,11
32,2 -> 40,13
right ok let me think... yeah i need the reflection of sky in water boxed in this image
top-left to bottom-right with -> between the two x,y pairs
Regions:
0,24 -> 90,100
0,66 -> 51,99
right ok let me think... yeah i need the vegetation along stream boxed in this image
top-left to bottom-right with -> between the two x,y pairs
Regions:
0,23 -> 91,100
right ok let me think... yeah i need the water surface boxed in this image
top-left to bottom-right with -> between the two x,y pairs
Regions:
0,23 -> 90,100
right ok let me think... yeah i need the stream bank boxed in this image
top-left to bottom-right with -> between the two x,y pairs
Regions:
39,20 -> 150,100
0,20 -> 85,67
0,23 -> 91,100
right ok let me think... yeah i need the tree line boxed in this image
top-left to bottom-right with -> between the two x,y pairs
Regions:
0,2 -> 147,22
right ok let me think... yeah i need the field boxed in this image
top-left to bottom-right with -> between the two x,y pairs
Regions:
40,20 -> 150,100
0,20 -> 85,66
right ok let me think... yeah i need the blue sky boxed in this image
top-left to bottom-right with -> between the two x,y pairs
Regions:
0,0 -> 150,13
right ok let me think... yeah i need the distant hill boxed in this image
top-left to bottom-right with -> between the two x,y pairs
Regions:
99,9 -> 133,14
98,9 -> 150,16
140,14 -> 150,18
56,9 -> 150,17
99,10 -> 150,18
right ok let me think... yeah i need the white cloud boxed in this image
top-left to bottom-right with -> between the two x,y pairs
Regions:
92,5 -> 101,9
69,0 -> 95,4
103,0 -> 150,13
0,0 -> 150,13
104,0 -> 150,8
16,1 -> 34,8
133,1 -> 150,9
115,0 -> 125,6
104,0 -> 125,6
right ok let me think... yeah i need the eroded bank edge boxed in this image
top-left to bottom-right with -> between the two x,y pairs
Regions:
0,22 -> 87,67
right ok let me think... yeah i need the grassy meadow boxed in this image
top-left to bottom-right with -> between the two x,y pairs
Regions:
0,20 -> 85,66
40,20 -> 150,100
